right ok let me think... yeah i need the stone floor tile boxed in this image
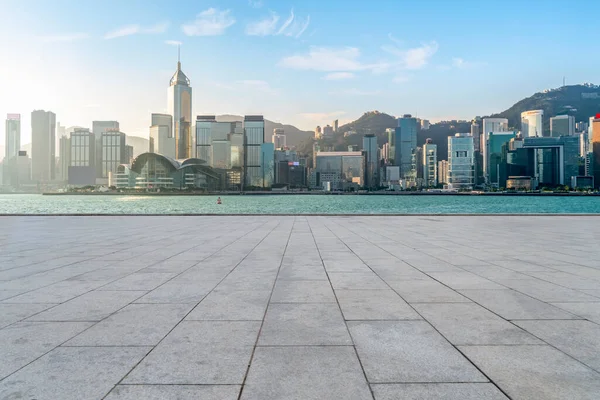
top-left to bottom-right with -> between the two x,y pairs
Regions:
460,345 -> 600,400
494,278 -> 599,302
241,346 -> 372,400
135,282 -> 215,303
459,289 -> 580,320
124,321 -> 260,384
65,303 -> 193,346
328,272 -> 388,290
27,290 -> 146,321
271,280 -> 336,303
428,272 -> 507,290
186,290 -> 271,320
348,320 -> 486,383
105,384 -> 241,400
0,346 -> 150,400
277,265 -> 329,281
371,383 -> 509,400
514,320 -> 600,371
388,280 -> 470,303
258,303 -> 352,345
0,303 -> 55,328
550,302 -> 600,324
336,289 -> 420,320
413,303 -> 543,345
99,272 -> 176,291
0,321 -> 93,379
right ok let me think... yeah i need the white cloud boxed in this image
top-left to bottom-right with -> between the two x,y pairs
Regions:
246,13 -> 280,36
246,9 -> 310,38
382,40 -> 439,70
182,8 -> 236,36
248,0 -> 264,8
105,25 -> 140,39
279,46 -> 386,72
323,72 -> 355,80
277,10 -> 295,35
104,22 -> 168,39
164,40 -> 182,46
40,33 -> 89,43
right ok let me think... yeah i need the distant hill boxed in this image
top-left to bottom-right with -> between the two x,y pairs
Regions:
490,84 -> 600,133
216,115 -> 314,147
302,84 -> 600,161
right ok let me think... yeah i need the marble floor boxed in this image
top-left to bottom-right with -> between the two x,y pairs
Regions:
0,216 -> 599,399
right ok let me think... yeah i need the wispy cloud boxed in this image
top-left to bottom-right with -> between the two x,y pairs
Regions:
382,40 -> 439,70
182,8 -> 235,36
323,72 -> 356,80
246,12 -> 280,36
105,25 -> 140,39
246,9 -> 310,38
248,0 -> 264,8
39,33 -> 89,43
104,22 -> 168,39
300,111 -> 347,121
164,40 -> 182,46
279,46 -> 387,72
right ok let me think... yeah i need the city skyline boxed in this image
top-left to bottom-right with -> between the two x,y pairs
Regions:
1,0 -> 600,145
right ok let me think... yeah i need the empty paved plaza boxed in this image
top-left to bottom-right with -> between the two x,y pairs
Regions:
1,215 -> 600,399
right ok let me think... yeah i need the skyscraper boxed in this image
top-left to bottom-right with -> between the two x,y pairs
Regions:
333,119 -> 339,132
521,110 -> 544,137
550,115 -> 575,137
244,115 -> 265,188
447,133 -> 474,190
4,114 -> 21,186
31,110 -> 56,182
149,113 -> 175,158
362,134 -> 378,189
394,114 -> 417,179
92,121 -> 119,178
272,128 -> 286,149
168,50 -> 192,159
422,138 -> 437,187
592,115 -> 600,188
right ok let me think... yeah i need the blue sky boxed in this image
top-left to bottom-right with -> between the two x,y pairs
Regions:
1,0 -> 599,144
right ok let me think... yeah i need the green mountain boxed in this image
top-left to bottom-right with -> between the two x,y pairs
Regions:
216,115 -> 313,147
490,84 -> 600,133
297,84 -> 600,161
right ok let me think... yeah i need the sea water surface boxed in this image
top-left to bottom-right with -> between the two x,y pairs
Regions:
0,194 -> 599,214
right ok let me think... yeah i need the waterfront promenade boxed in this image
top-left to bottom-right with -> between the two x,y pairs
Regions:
1,215 -> 599,399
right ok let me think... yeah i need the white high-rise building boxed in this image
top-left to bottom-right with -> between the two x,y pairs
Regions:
521,110 -> 544,137
550,115 -> 575,137
149,113 -> 175,159
272,128 -> 286,149
168,50 -> 192,159
31,110 -> 56,182
447,133 -> 474,190
422,139 -> 437,187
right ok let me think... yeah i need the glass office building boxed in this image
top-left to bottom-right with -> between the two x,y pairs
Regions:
447,133 -> 475,189
362,134 -> 378,189
244,116 -> 265,188
394,115 -> 417,179
487,132 -> 517,186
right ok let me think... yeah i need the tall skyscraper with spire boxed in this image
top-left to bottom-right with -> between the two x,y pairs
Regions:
168,47 -> 192,159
